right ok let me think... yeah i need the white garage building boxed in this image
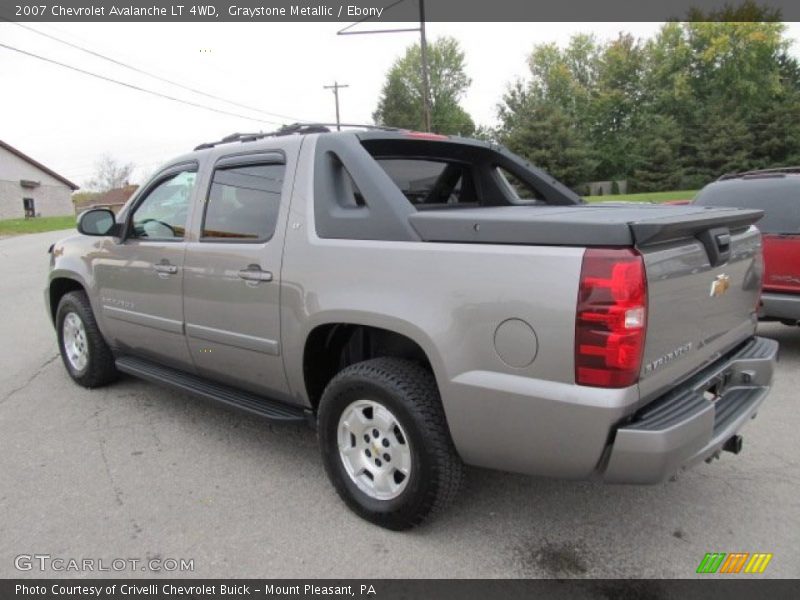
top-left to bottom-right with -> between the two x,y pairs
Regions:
0,140 -> 77,220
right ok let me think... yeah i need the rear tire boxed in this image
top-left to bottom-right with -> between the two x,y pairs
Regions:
56,290 -> 118,388
318,357 -> 464,530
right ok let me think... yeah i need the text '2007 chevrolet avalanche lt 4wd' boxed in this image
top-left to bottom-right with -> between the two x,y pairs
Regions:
47,124 -> 778,529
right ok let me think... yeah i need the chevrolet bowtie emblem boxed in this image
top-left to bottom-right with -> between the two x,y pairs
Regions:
710,273 -> 731,297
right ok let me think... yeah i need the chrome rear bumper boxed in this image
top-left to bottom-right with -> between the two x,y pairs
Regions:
602,337 -> 778,484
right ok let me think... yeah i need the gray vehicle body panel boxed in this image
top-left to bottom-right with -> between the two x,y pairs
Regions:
47,131 -> 777,483
179,142 -> 298,400
760,291 -> 800,322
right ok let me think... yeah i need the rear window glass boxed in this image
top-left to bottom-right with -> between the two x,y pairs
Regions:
694,178 -> 800,234
375,159 -> 475,207
202,163 -> 284,241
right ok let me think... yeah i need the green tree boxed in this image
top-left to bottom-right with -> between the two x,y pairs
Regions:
471,124 -> 497,142
629,115 -> 684,192
687,21 -> 788,180
524,34 -> 599,129
591,33 -> 646,180
744,52 -> 800,168
498,17 -> 797,190
497,35 -> 600,186
373,37 -> 475,136
497,96 -> 597,188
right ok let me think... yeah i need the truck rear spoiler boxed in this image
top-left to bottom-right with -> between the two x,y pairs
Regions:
629,208 -> 764,246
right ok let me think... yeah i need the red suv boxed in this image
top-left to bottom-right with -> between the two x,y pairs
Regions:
694,168 -> 800,326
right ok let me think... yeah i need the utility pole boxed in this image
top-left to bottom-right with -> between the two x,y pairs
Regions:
323,81 -> 349,130
418,0 -> 432,132
337,0 -> 433,132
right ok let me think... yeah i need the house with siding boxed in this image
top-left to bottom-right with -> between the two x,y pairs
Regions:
0,140 -> 78,220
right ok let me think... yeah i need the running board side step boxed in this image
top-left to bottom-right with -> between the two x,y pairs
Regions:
115,356 -> 308,424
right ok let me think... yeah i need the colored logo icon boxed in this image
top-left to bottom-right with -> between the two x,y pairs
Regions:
696,552 -> 773,574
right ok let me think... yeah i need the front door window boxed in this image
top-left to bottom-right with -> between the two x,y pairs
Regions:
130,170 -> 196,240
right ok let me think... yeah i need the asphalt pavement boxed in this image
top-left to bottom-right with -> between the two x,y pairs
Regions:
1,229 -> 798,579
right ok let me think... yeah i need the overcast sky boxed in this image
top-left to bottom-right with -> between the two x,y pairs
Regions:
2,21 -> 799,188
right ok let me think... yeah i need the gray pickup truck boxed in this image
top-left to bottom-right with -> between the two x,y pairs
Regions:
47,125 -> 778,529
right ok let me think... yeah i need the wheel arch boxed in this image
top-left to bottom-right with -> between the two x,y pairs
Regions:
48,275 -> 87,324
301,320 -> 443,411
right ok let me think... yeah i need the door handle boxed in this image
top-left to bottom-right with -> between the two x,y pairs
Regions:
238,265 -> 273,282
154,263 -> 179,275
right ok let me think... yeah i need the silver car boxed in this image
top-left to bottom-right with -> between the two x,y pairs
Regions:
47,125 -> 778,529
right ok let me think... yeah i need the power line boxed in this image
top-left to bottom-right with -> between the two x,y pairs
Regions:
7,21 -> 306,123
0,42 -> 289,125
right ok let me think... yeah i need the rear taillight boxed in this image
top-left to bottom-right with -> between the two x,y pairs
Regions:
575,248 -> 647,388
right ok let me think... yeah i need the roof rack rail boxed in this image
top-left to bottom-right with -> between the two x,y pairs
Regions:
717,166 -> 800,181
194,122 -> 403,150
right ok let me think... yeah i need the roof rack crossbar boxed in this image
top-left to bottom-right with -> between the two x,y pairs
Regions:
717,166 -> 800,180
193,122 -> 404,151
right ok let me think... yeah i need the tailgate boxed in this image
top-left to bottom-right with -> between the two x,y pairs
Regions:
763,234 -> 800,294
632,209 -> 764,402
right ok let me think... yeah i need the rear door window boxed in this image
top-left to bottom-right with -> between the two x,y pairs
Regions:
201,163 -> 285,242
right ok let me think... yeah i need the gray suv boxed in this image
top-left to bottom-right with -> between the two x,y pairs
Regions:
47,125 -> 778,529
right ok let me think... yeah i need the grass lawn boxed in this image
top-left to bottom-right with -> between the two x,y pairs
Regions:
583,190 -> 698,204
0,215 -> 76,236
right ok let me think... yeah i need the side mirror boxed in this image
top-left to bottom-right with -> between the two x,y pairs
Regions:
77,208 -> 118,236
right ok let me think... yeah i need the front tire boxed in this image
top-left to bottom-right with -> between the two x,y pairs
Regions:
56,291 -> 118,388
318,357 -> 464,530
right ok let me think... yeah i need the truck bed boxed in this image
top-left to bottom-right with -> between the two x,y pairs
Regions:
408,204 -> 763,247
